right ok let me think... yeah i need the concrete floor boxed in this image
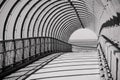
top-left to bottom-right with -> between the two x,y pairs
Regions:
26,50 -> 100,80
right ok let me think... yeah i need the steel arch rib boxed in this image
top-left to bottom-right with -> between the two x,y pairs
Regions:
27,1 -> 49,38
62,25 -> 79,42
44,6 -> 91,37
3,0 -> 20,40
46,9 -> 76,38
56,19 -> 79,40
49,13 -> 77,38
37,0 -> 64,37
29,1 -> 51,37
42,4 -> 74,37
57,19 -> 79,40
48,11 -> 82,38
58,20 -> 79,40
44,7 -> 74,37
53,16 -> 79,39
0,0 -> 7,9
20,0 -> 42,38
47,12 -> 77,38
35,1 -> 88,37
40,2 -> 72,37
2,0 -> 93,40
47,7 -> 91,38
13,0 -> 32,39
60,24 -> 79,42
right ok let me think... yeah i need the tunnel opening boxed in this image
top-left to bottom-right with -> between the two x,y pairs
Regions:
68,28 -> 98,52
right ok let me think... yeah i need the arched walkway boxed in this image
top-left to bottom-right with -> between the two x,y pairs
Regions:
0,0 -> 120,80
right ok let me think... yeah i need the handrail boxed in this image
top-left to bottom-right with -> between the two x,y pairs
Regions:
101,35 -> 120,51
98,35 -> 120,80
71,44 -> 97,48
0,37 -> 72,79
98,43 -> 113,80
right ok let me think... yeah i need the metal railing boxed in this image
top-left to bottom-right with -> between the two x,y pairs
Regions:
98,35 -> 120,80
0,37 -> 72,78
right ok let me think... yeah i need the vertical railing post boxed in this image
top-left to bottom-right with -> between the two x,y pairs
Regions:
41,38 -> 44,56
56,40 -> 58,52
56,39 -> 57,52
48,38 -> 50,53
34,38 -> 37,56
47,37 -> 49,53
22,39 -> 24,63
52,38 -> 54,53
39,37 -> 41,55
53,38 -> 55,53
13,39 -> 17,66
43,38 -> 45,54
29,38 -> 31,59
2,41 -> 6,72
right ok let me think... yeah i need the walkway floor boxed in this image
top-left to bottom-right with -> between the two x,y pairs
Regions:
3,53 -> 63,80
4,50 -> 100,80
26,50 -> 100,80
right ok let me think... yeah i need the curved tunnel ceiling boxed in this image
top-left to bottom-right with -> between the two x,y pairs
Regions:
0,0 -> 112,42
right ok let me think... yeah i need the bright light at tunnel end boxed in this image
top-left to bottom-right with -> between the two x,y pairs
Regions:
69,28 -> 98,41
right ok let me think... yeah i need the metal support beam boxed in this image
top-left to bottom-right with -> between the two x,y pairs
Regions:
68,0 -> 85,28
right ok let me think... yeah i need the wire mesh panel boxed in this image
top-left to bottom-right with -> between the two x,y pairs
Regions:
5,41 -> 14,66
15,40 -> 23,62
0,37 -> 72,78
23,39 -> 29,59
36,38 -> 40,54
44,38 -> 48,53
41,38 -> 44,53
0,42 -> 3,69
0,53 -> 3,70
30,38 -> 35,56
48,38 -> 51,52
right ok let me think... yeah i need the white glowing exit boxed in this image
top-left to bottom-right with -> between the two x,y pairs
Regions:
69,29 -> 97,40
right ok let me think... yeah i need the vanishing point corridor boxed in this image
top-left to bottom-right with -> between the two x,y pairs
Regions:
0,0 -> 120,80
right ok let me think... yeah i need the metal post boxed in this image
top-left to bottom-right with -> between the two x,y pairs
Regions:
29,38 -> 31,59
68,0 -> 85,28
22,39 -> 24,62
13,40 -> 17,65
2,41 -> 6,72
34,38 -> 37,56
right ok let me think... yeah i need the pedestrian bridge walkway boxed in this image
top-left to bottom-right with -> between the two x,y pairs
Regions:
4,50 -> 101,80
1,0 -> 120,80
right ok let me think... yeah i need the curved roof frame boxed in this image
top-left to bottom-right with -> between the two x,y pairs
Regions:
13,1 -> 32,39
23,0 -> 60,38
2,0 -> 50,40
36,0 -> 65,37
37,1 -> 88,38
27,0 -> 49,38
49,10 -> 91,39
46,4 -> 92,38
20,0 -> 43,38
60,23 -> 79,42
39,2 -> 73,36
44,7 -> 74,37
0,0 -> 8,9
53,16 -> 79,39
58,19 -> 79,41
49,13 -> 78,38
47,8 -> 91,39
3,0 -> 20,40
1,0 -> 94,42
30,0 -> 51,38
53,9 -> 92,38
25,0 -> 90,39
56,18 -> 78,40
